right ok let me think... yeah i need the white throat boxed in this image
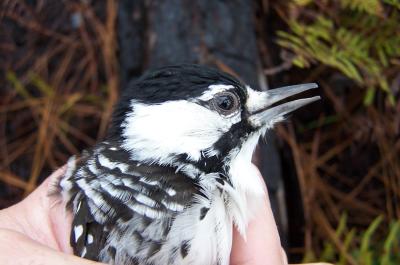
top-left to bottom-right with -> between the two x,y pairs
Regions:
223,132 -> 266,237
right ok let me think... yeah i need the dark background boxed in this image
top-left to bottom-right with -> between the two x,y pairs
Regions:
1,1 -> 399,264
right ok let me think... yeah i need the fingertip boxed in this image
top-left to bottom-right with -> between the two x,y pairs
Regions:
230,177 -> 285,265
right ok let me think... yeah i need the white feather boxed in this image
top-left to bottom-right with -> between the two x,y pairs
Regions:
135,193 -> 158,208
81,247 -> 87,257
128,203 -> 163,219
76,201 -> 82,212
98,154 -> 129,173
87,161 -> 99,175
59,156 -> 76,202
139,178 -> 159,186
198,84 -> 234,101
76,176 -> 116,220
160,199 -> 184,212
245,85 -> 269,113
87,234 -> 94,244
100,181 -> 132,202
225,133 -> 266,237
165,188 -> 177,196
74,225 -> 83,242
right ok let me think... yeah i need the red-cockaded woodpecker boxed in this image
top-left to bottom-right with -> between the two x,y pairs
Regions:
58,64 -> 319,265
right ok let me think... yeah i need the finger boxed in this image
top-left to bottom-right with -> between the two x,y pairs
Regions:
230,165 -> 286,265
0,228 -> 103,265
0,166 -> 72,253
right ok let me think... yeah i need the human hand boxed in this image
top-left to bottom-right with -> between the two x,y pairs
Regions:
0,166 -> 102,265
0,166 -> 327,265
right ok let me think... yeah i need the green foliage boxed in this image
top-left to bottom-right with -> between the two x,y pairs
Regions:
276,0 -> 400,105
304,214 -> 400,265
340,0 -> 384,15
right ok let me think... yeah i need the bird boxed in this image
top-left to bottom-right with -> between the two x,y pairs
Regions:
57,64 -> 319,265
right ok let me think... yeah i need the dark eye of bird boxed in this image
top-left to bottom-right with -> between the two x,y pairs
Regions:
212,91 -> 240,115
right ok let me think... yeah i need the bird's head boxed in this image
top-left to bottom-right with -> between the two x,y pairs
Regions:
109,64 -> 319,174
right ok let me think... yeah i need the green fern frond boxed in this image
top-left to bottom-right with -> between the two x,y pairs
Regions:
276,1 -> 400,105
340,0 -> 384,15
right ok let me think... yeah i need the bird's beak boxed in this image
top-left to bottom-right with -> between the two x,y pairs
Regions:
248,83 -> 320,127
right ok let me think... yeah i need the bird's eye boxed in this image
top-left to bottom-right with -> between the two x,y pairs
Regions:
212,92 -> 240,115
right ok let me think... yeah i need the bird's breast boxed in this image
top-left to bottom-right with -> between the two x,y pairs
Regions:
143,190 -> 233,265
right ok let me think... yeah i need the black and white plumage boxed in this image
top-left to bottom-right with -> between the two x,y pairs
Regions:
58,64 -> 319,265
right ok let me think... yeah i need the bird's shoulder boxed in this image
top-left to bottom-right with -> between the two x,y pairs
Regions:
64,141 -> 200,207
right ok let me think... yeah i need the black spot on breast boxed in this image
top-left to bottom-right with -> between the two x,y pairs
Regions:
180,240 -> 191,258
200,207 -> 210,220
108,246 -> 116,259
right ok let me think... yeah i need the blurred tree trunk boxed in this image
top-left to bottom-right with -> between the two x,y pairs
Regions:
117,0 -> 288,246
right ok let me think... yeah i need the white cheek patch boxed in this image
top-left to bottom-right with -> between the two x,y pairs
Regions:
245,86 -> 268,113
198,84 -> 234,101
122,100 -> 240,163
